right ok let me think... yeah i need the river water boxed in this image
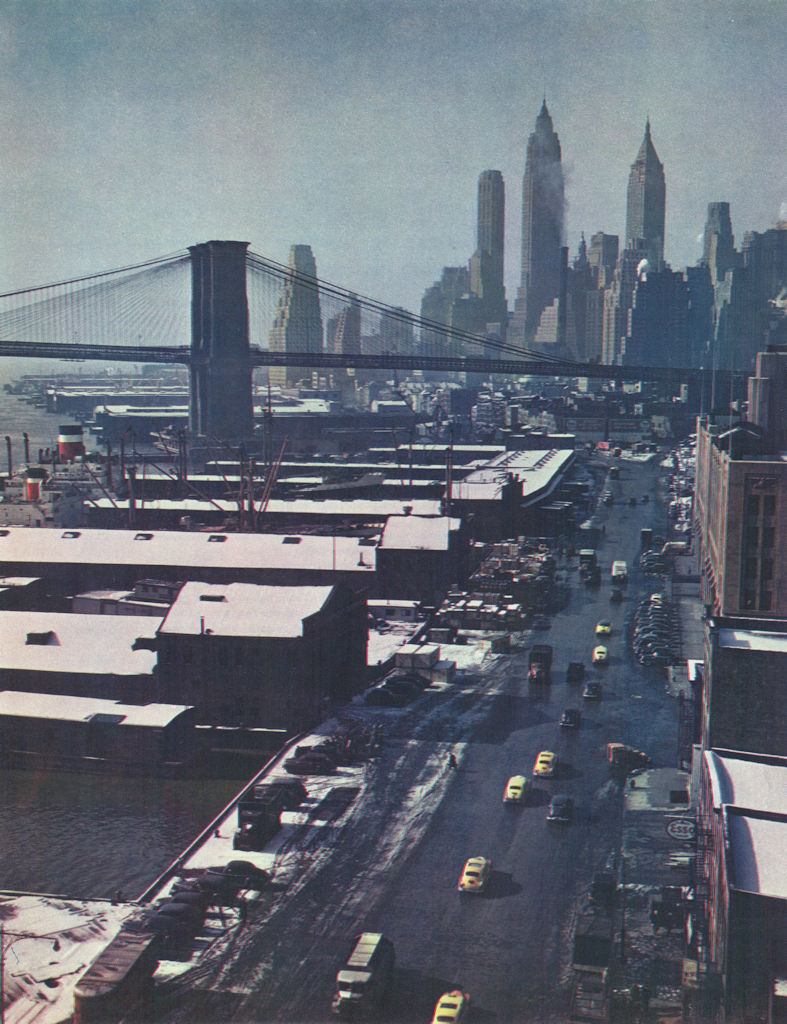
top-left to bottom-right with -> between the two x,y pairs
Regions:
0,366 -> 249,899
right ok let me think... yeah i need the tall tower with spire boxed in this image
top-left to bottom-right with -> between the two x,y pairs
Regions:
510,100 -> 565,346
625,119 -> 665,268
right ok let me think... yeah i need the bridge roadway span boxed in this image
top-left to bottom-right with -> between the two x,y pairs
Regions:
0,339 -> 718,386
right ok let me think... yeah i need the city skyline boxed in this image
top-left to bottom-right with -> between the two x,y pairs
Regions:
0,0 -> 784,317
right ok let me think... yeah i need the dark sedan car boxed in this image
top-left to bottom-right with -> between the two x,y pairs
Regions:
365,678 -> 421,706
582,682 -> 603,700
560,708 -> 581,729
284,751 -> 337,774
547,795 -> 574,823
223,860 -> 270,891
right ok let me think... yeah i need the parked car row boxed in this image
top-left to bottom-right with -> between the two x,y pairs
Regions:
640,549 -> 669,575
632,593 -> 680,665
365,672 -> 431,707
124,861 -> 270,952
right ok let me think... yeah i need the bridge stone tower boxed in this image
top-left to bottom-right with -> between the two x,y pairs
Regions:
188,240 -> 254,440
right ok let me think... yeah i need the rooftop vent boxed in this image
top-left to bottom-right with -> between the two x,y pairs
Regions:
61,531 -> 81,539
207,534 -> 227,543
283,536 -> 302,544
199,593 -> 226,602
134,532 -> 154,541
26,630 -> 59,646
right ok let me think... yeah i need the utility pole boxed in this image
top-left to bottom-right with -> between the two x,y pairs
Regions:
620,855 -> 627,964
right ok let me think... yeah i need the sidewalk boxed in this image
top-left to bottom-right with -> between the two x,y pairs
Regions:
609,548 -> 704,1021
616,767 -> 694,1023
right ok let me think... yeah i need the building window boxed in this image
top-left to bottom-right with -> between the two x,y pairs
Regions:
759,591 -> 772,611
763,559 -> 774,581
745,525 -> 759,548
744,558 -> 758,581
742,591 -> 756,609
183,646 -> 193,664
746,494 -> 760,515
763,527 -> 775,549
763,495 -> 776,517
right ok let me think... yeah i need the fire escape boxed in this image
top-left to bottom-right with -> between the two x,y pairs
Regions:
682,816 -> 722,1023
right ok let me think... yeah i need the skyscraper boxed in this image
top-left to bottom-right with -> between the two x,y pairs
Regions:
702,202 -> 737,286
469,169 -> 507,332
625,120 -> 665,268
326,295 -> 361,357
587,233 -> 619,287
268,244 -> 323,388
510,100 -> 565,346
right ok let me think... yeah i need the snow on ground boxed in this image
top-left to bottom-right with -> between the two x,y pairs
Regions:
437,643 -> 488,672
367,618 -> 425,667
4,634 -> 501,1005
0,895 -> 133,1024
152,638 -> 497,984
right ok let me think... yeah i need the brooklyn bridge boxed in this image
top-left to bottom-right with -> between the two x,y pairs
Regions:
0,239 -> 720,438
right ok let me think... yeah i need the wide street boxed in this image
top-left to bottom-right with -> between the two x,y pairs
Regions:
157,452 -> 682,1024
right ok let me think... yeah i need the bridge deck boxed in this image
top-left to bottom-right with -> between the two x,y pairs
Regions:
0,340 -> 725,385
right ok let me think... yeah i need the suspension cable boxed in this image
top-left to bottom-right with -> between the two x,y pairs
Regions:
246,250 -> 573,366
0,250 -> 189,299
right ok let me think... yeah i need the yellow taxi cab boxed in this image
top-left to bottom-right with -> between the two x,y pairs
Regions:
592,645 -> 609,664
532,750 -> 558,777
457,856 -> 491,893
595,620 -> 613,635
503,775 -> 531,804
430,989 -> 471,1023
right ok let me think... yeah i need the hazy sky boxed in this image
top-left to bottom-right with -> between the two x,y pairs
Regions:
1,0 -> 784,313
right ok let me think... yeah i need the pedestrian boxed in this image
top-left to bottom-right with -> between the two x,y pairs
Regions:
448,752 -> 458,770
237,897 -> 247,928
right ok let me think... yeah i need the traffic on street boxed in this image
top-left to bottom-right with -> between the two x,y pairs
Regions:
155,451 -> 686,1024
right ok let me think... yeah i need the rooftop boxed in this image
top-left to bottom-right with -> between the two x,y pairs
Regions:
0,526 -> 378,574
717,628 -> 787,654
0,895 -> 132,1024
159,582 -> 337,638
0,611 -> 159,675
461,448 -> 574,502
0,691 -> 192,726
726,808 -> 787,899
379,515 -> 461,551
87,496 -> 443,517
704,749 -> 787,813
